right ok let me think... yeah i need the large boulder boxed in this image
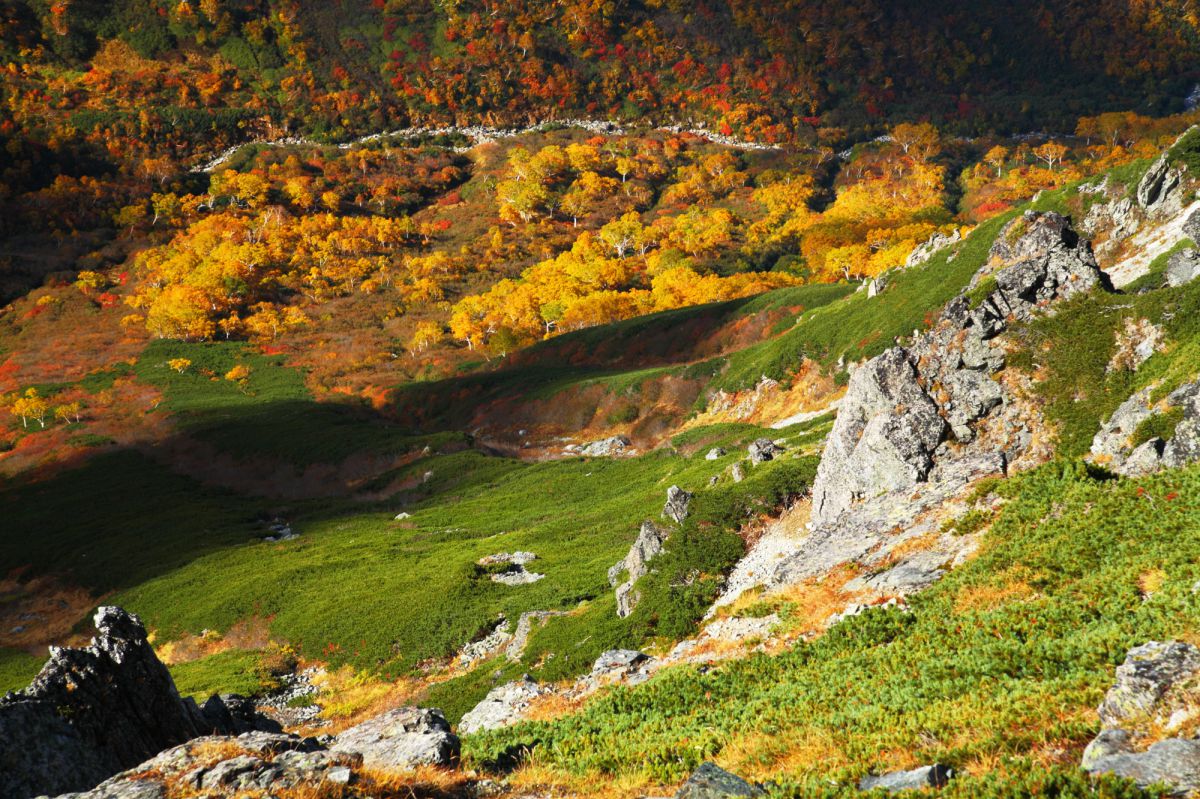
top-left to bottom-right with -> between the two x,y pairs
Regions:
676,762 -> 763,798
1083,642 -> 1200,794
663,485 -> 694,524
0,606 -> 274,799
1137,153 -> 1183,212
609,521 -> 667,617
39,732 -> 356,799
810,348 -> 945,526
458,677 -> 547,735
858,764 -> 953,793
811,212 -> 1104,527
1166,248 -> 1200,287
581,435 -> 632,457
1098,642 -> 1200,730
331,707 -> 459,771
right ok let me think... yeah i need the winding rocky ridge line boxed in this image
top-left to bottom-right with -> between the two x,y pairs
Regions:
192,118 -> 783,173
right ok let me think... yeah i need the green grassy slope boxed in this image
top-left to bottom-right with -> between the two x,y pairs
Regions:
468,462 -> 1199,798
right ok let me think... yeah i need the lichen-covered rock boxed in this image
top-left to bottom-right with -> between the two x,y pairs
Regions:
1086,738 -> 1200,795
663,485 -> 694,524
1108,318 -> 1166,373
747,438 -> 782,464
581,435 -> 632,457
609,520 -> 667,617
331,707 -> 459,771
1083,642 -> 1200,794
705,447 -> 726,460
1098,642 -> 1200,730
1166,248 -> 1200,287
810,347 -> 945,526
906,229 -> 961,268
0,607 -> 276,799
676,762 -> 763,798
858,764 -> 953,793
811,212 -> 1104,527
1137,153 -> 1183,211
457,678 -> 547,735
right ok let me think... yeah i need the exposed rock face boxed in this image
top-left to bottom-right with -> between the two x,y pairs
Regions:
1138,153 -> 1184,212
810,348 -> 945,526
810,212 -> 1104,527
748,438 -> 782,464
458,677 -> 547,735
705,447 -> 726,460
581,435 -> 632,457
591,649 -> 649,676
330,707 -> 459,771
663,485 -> 693,524
675,762 -> 763,799
1092,381 -> 1200,475
0,607 -> 277,799
1083,642 -> 1200,794
41,732 -> 357,799
1185,207 -> 1200,245
906,229 -> 961,268
1167,248 -> 1200,287
1107,318 -> 1165,373
858,764 -> 953,793
504,610 -> 568,662
609,521 -> 667,617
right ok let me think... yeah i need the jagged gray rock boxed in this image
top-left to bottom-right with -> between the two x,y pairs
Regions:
331,707 -> 459,770
0,607 -> 278,799
1083,642 -> 1200,794
581,435 -> 631,456
39,732 -> 354,799
1137,153 -> 1183,211
457,677 -> 547,735
591,649 -> 649,676
811,212 -> 1103,527
1098,642 -> 1200,729
747,438 -> 782,464
1086,739 -> 1200,795
1092,381 -> 1200,475
1166,248 -> 1200,287
858,764 -> 953,792
663,485 -> 693,524
676,762 -> 763,798
810,347 -> 945,526
609,521 -> 667,617
1184,207 -> 1200,245
906,229 -> 961,268
705,447 -> 726,460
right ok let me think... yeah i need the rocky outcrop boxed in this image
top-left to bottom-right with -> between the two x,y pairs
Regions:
1138,153 -> 1184,213
810,211 -> 1104,527
1107,318 -> 1165,373
40,732 -> 355,799
1083,642 -> 1200,794
705,447 -> 726,460
858,764 -> 953,793
676,762 -> 763,798
479,552 -> 545,586
1167,248 -> 1200,287
748,438 -> 783,464
330,707 -> 459,770
458,677 -> 548,735
609,521 -> 667,617
1091,381 -> 1200,476
580,435 -> 632,457
0,607 -> 277,799
906,229 -> 961,268
663,485 -> 693,524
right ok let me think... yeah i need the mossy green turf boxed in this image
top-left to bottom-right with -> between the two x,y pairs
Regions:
467,461 -> 1199,798
0,647 -> 43,694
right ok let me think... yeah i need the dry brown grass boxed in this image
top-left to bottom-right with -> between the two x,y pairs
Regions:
0,571 -> 100,651
722,726 -> 851,782
953,574 -> 1039,613
766,565 -> 865,638
506,760 -> 667,799
156,616 -> 273,665
301,666 -> 426,735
